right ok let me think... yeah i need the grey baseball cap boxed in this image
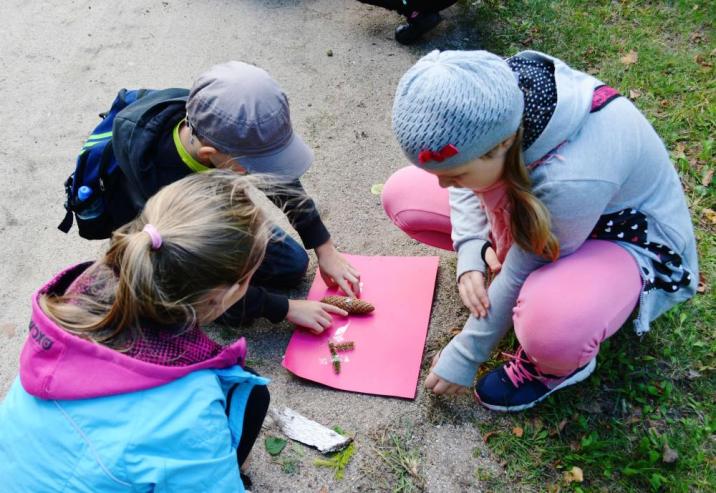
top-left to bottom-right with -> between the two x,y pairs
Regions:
186,61 -> 313,180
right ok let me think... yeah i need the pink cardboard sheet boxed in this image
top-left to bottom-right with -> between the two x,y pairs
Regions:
282,255 -> 439,399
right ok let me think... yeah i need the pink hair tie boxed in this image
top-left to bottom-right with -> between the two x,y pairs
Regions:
142,224 -> 163,250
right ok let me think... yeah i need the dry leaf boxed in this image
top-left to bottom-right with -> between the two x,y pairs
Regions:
697,272 -> 707,294
547,483 -> 561,493
318,486 -> 329,493
0,323 -> 17,337
512,426 -> 524,438
694,54 -> 713,68
687,369 -> 702,380
628,89 -> 642,99
703,208 -> 716,225
689,31 -> 705,43
672,142 -> 687,160
563,466 -> 584,483
662,443 -> 679,463
482,431 -> 498,443
702,168 -> 714,187
449,327 -> 462,337
620,50 -> 638,65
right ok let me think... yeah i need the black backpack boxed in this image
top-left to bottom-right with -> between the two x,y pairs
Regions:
58,89 -> 155,239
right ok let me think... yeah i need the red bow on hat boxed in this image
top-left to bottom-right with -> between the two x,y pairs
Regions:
418,144 -> 459,165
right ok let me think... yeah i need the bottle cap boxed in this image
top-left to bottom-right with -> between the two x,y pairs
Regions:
77,186 -> 92,202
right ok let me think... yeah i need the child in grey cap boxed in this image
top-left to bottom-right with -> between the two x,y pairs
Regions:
109,61 -> 361,332
383,50 -> 698,412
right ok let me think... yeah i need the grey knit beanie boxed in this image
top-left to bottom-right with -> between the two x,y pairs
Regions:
392,50 -> 524,170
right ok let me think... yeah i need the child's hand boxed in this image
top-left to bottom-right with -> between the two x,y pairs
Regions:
425,371 -> 469,395
286,299 -> 348,334
424,350 -> 469,395
315,240 -> 361,298
458,247 -> 501,318
458,271 -> 490,318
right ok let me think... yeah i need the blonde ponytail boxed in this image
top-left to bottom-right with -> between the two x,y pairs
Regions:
502,129 -> 560,261
40,171 -> 271,349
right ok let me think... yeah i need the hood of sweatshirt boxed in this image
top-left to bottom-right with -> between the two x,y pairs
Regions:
19,263 -> 247,401
515,51 -> 602,165
112,88 -> 189,202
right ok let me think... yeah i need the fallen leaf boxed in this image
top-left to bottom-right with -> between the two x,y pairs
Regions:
687,369 -> 702,380
659,99 -> 670,108
318,486 -> 329,493
689,31 -> 705,43
694,54 -> 713,68
547,483 -> 561,493
672,142 -> 687,160
697,273 -> 707,294
703,208 -> 716,225
449,327 -> 462,337
370,183 -> 384,195
0,323 -> 17,337
662,443 -> 679,463
512,426 -> 524,438
482,431 -> 498,443
620,50 -> 638,65
702,168 -> 713,187
628,89 -> 642,99
563,466 -> 584,483
264,436 -> 287,456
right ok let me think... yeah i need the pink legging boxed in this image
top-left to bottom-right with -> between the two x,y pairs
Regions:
382,166 -> 642,375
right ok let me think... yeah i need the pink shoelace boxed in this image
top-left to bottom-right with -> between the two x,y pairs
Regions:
502,347 -> 545,387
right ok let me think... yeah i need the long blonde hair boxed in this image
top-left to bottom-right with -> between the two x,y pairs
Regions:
41,171 -> 271,349
501,129 -> 560,261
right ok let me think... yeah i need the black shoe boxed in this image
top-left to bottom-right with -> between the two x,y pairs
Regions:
394,12 -> 442,45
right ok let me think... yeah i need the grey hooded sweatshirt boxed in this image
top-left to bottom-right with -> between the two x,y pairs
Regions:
435,51 -> 699,387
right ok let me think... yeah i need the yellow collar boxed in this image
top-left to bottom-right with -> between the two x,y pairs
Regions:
173,120 -> 211,173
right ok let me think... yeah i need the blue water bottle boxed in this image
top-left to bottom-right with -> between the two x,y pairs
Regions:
76,186 -> 104,220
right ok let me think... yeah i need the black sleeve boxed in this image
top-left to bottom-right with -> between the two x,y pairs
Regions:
245,286 -> 290,323
268,179 -> 331,250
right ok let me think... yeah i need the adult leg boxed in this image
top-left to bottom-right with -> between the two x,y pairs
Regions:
476,241 -> 642,411
381,165 -> 453,250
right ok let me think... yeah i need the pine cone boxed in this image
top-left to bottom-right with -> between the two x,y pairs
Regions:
320,296 -> 375,314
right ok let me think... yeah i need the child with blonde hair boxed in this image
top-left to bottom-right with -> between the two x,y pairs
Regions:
1,171 -> 273,491
383,50 -> 698,411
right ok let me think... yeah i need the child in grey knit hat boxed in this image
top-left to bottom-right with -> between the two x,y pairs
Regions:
384,49 -> 698,412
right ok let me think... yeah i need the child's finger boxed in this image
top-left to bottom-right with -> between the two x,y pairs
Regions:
336,278 -> 356,298
424,372 -> 439,390
460,283 -> 485,318
321,303 -> 349,317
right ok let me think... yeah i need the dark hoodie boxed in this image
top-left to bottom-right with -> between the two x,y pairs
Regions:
108,89 -> 331,322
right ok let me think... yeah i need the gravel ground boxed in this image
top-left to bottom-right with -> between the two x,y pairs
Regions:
0,1 -> 509,491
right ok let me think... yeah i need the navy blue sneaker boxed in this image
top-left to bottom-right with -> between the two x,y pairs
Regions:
475,348 -> 596,412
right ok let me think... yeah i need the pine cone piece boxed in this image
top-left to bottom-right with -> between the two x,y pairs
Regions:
320,296 -> 375,314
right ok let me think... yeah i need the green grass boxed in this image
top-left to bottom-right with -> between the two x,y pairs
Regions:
457,1 -> 715,491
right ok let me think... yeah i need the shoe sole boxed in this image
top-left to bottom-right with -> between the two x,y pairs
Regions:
475,358 -> 597,413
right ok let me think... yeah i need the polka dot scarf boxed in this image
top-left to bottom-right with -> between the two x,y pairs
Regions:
507,55 -> 558,149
